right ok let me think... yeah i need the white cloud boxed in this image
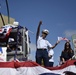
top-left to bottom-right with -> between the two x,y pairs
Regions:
29,43 -> 36,51
64,30 -> 76,37
29,43 -> 36,61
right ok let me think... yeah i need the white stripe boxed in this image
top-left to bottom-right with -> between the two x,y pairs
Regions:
0,65 -> 76,75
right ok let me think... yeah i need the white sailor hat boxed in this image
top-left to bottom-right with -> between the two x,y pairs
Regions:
42,29 -> 49,35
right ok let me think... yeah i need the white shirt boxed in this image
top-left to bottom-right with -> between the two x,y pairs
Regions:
37,36 -> 52,49
48,49 -> 54,62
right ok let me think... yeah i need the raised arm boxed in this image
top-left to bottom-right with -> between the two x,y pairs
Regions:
36,21 -> 42,42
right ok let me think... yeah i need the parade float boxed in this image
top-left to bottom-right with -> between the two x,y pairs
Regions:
0,0 -> 76,75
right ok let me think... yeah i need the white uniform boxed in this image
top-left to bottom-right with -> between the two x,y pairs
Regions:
48,49 -> 54,62
37,36 -> 52,49
36,36 -> 53,67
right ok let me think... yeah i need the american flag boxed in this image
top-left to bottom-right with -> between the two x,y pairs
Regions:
58,37 -> 69,42
0,60 -> 76,75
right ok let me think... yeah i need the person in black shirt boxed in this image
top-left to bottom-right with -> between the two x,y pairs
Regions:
60,41 -> 74,64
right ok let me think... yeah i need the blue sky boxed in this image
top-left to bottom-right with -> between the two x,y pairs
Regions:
0,0 -> 76,66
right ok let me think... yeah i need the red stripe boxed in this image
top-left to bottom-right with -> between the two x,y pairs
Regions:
0,60 -> 75,69
47,60 -> 76,70
0,61 -> 14,68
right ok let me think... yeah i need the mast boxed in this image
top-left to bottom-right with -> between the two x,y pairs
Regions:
5,0 -> 10,24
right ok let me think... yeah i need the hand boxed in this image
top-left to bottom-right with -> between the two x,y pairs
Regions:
39,21 -> 42,25
62,59 -> 66,64
7,44 -> 9,48
56,40 -> 60,44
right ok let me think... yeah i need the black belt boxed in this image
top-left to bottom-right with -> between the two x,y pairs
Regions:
37,48 -> 47,50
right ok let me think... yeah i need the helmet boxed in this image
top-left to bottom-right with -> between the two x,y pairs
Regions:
42,29 -> 49,35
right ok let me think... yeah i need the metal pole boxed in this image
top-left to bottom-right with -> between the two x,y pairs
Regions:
22,27 -> 26,57
0,4 -> 5,25
0,12 -> 5,25
5,0 -> 10,24
14,26 -> 20,60
25,31 -> 30,60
